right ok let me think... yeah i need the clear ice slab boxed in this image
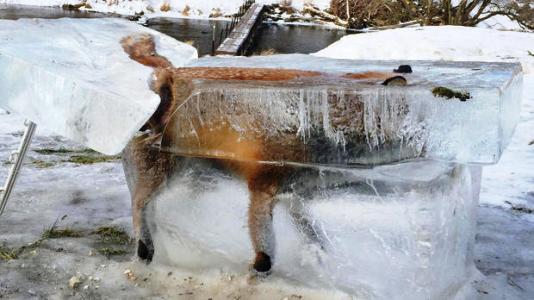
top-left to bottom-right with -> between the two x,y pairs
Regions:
144,55 -> 522,298
0,18 -> 197,155
145,159 -> 482,299
161,54 -> 522,166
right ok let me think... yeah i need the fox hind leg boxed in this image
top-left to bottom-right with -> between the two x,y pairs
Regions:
248,188 -> 278,273
124,138 -> 175,264
247,166 -> 285,274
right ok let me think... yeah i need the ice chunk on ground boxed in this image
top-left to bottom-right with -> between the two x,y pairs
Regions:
145,159 -> 482,299
160,54 -> 522,166
0,18 -> 197,155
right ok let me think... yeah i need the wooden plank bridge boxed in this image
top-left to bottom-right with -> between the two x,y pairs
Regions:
215,3 -> 266,56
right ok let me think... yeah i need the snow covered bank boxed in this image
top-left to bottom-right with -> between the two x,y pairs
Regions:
315,26 -> 534,74
0,0 -> 331,18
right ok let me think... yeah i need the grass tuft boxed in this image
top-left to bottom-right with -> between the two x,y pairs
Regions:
93,226 -> 131,245
67,155 -> 120,164
0,245 -> 18,261
34,148 -> 96,155
35,147 -> 120,164
528,50 -> 534,57
432,86 -> 471,102
42,227 -> 83,239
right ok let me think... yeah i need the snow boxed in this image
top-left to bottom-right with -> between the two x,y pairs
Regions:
315,26 -> 534,74
477,14 -> 525,32
0,0 -> 332,18
0,18 -> 197,155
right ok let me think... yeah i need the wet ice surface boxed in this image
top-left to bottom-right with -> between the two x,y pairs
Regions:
0,18 -> 197,155
163,55 -> 522,166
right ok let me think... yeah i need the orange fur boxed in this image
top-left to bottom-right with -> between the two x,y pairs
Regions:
172,67 -> 322,81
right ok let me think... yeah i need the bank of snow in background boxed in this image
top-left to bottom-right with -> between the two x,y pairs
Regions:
0,0 -> 331,18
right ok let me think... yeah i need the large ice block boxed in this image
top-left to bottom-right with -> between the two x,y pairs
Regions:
0,18 -> 197,155
143,159 -> 482,299
161,54 -> 522,166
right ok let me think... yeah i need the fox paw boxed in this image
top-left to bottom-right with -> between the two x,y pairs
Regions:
252,251 -> 271,273
137,239 -> 154,263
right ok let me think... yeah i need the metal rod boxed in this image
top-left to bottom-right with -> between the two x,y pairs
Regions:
0,120 -> 36,216
211,24 -> 216,56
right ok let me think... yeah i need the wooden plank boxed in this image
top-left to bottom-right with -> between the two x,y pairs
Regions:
215,3 -> 265,56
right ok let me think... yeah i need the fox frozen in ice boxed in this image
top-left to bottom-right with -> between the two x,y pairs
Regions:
120,34 -> 407,274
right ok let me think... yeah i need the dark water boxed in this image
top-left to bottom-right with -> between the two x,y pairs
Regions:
145,18 -> 229,56
252,22 -> 348,54
0,4 -> 113,19
0,5 -> 349,56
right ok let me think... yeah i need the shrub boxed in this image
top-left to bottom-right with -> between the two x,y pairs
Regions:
329,0 -> 533,29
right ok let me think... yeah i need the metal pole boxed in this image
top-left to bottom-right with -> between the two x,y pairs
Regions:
211,24 -> 216,56
0,120 -> 36,216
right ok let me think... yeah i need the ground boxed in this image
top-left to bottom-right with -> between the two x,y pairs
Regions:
0,25 -> 533,299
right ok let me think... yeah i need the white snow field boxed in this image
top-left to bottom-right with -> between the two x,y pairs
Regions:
0,25 -> 532,300
0,18 -> 197,155
0,0 -> 331,18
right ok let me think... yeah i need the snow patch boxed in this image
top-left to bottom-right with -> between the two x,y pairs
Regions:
315,26 -> 534,74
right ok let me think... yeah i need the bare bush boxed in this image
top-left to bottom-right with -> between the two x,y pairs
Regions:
329,0 -> 534,29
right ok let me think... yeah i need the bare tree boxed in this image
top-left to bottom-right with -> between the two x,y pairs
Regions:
329,0 -> 533,29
